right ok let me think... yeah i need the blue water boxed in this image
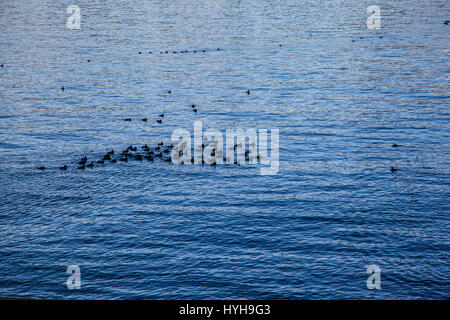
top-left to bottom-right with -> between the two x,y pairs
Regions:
0,0 -> 449,299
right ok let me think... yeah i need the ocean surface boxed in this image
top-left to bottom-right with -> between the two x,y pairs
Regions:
0,0 -> 449,299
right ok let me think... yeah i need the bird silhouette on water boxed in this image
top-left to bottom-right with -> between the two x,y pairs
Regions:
59,165 -> 67,170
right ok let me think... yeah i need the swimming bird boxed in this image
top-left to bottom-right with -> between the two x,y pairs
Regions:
159,113 -> 164,118
61,86 -> 64,92
247,90 -> 250,95
139,51 -> 142,54
192,104 -> 195,108
390,166 -> 398,172
103,154 -> 111,161
164,157 -> 172,162
81,156 -> 87,161
111,159 -> 117,163
155,146 -> 161,151
158,141 -> 164,146
77,165 -> 85,170
157,119 -> 162,124
134,154 -> 143,161
445,20 -> 449,25
163,148 -> 170,153
119,157 -> 128,162
145,155 -> 154,161
59,165 -> 67,170
87,162 -> 94,168
142,118 -> 147,122
38,166 -> 45,170
124,118 -> 131,121
193,108 -> 197,113
108,150 -> 114,155
1,64 -> 3,67
167,90 -> 172,94
87,59 -> 90,62
149,51 -> 152,54
392,143 -> 400,147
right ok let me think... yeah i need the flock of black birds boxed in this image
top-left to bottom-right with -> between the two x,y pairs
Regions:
36,137 -> 259,171
33,45 -> 256,172
37,142 -> 171,171
138,48 -> 222,55
2,36 -> 434,173
35,66 -> 255,172
124,112 -> 165,124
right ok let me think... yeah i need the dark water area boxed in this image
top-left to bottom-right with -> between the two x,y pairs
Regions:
0,1 -> 449,299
